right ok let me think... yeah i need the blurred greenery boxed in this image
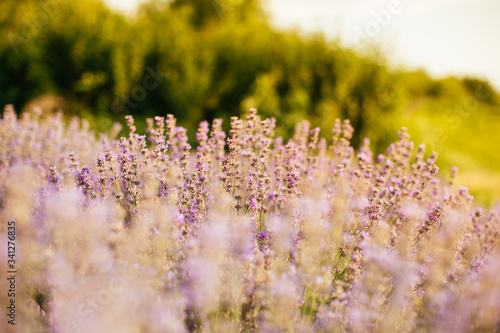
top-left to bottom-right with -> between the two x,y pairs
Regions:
0,0 -> 499,205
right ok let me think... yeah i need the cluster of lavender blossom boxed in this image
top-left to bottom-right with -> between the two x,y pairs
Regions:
1,104 -> 499,332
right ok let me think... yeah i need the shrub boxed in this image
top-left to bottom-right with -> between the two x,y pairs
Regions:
0,105 -> 499,332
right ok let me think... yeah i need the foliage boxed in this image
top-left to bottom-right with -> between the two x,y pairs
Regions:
3,0 -> 496,149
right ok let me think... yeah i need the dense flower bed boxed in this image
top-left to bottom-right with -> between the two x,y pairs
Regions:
0,105 -> 499,332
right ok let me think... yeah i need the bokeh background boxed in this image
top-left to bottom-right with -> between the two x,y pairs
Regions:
1,0 -> 499,205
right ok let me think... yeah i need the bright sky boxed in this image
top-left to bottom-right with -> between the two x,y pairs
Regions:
103,0 -> 500,89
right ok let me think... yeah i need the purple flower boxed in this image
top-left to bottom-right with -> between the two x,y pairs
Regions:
458,186 -> 469,196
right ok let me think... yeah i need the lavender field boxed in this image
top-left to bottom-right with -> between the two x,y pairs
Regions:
1,105 -> 499,332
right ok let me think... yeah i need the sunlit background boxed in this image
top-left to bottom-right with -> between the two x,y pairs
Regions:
105,0 -> 500,89
1,0 -> 499,205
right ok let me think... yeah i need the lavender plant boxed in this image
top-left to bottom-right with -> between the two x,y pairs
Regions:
0,105 -> 499,332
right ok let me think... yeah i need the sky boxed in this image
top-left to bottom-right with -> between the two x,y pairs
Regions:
103,0 -> 500,89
